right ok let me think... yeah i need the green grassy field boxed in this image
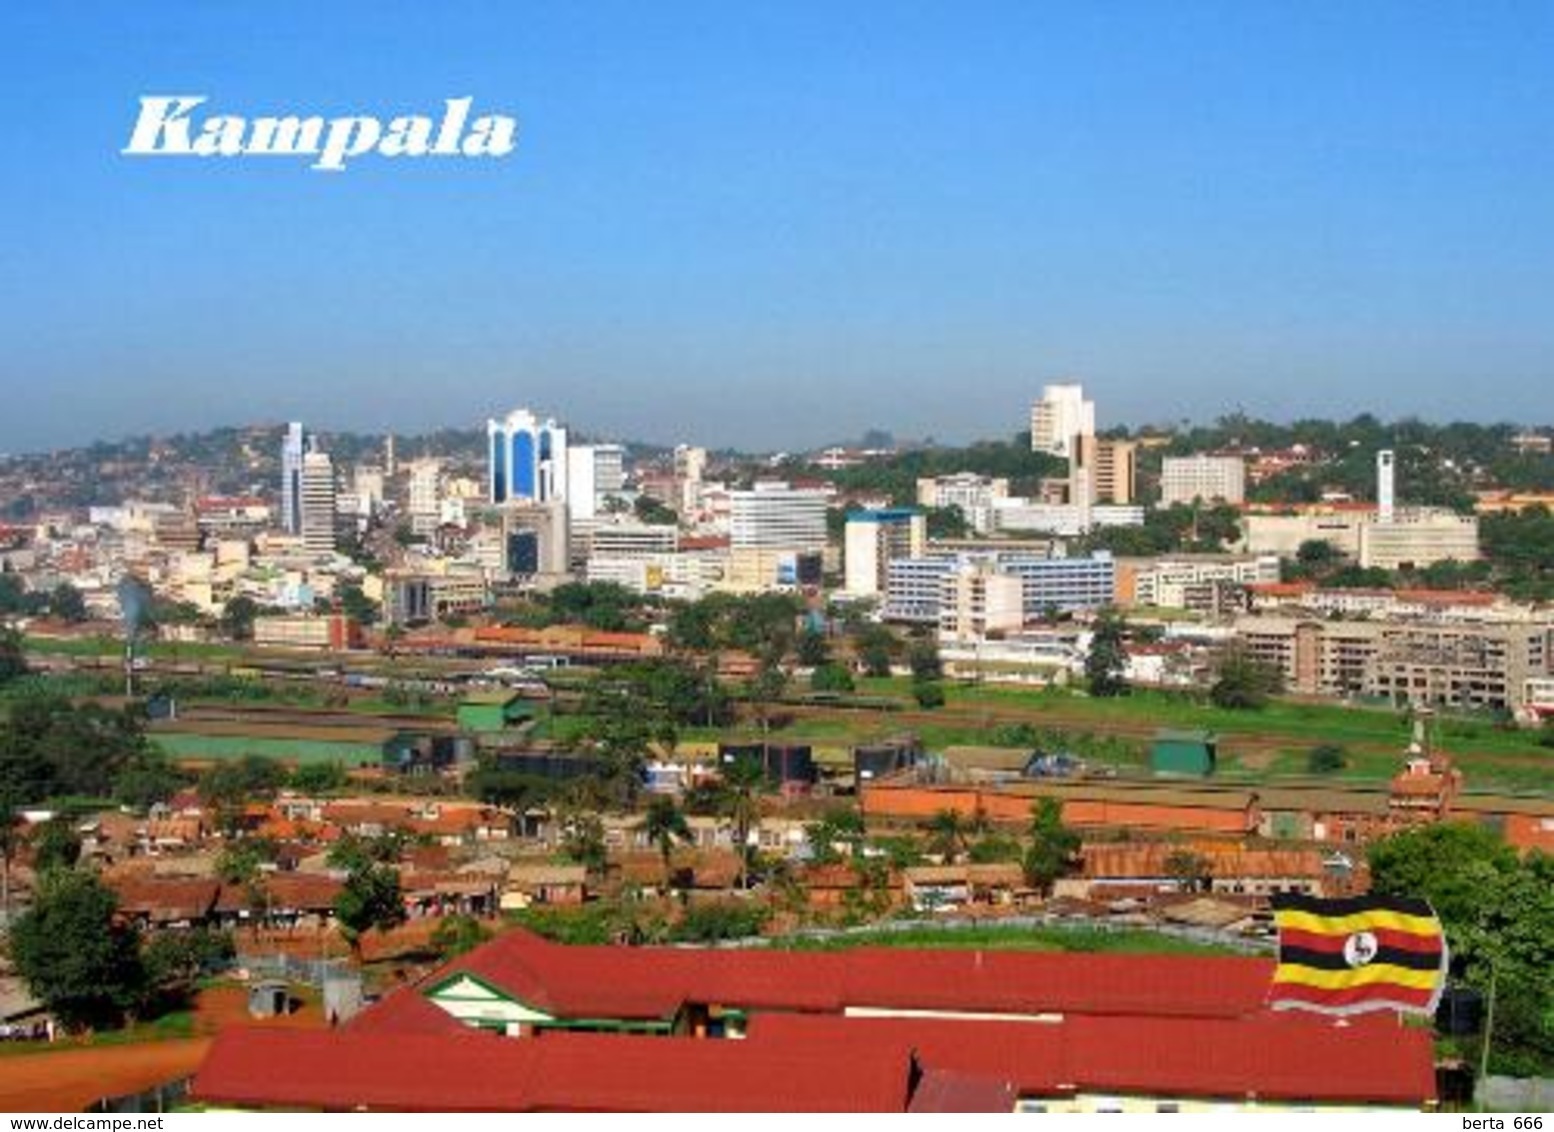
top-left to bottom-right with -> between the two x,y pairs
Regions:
152,732 -> 383,766
773,923 -> 1243,956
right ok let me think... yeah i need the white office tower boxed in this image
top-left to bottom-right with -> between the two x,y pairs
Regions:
1377,450 -> 1396,525
299,451 -> 338,555
674,444 -> 708,514
730,482 -> 829,551
564,444 -> 626,522
281,422 -> 305,534
1159,455 -> 1248,506
1030,383 -> 1095,457
845,509 -> 927,596
353,466 -> 386,515
487,408 -> 569,505
408,459 -> 442,536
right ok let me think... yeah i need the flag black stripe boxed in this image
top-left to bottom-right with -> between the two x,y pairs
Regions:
1269,893 -> 1434,918
1279,945 -> 1443,972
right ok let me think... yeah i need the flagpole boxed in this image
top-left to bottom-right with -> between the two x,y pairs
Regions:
1477,957 -> 1498,1092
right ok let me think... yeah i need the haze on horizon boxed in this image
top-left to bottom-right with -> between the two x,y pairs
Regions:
2,2 -> 1552,455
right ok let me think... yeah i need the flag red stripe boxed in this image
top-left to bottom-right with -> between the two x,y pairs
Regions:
1270,982 -> 1437,1009
1280,926 -> 1445,955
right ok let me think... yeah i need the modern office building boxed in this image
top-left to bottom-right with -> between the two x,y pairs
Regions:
844,508 -> 927,597
1120,556 -> 1281,611
729,482 -> 830,551
915,474 -> 1009,534
299,451 -> 337,556
1070,436 -> 1137,505
280,421 -> 306,534
408,459 -> 442,537
487,408 -> 569,506
938,559 -> 1025,643
885,551 -> 1115,626
1358,510 -> 1480,570
564,444 -> 628,522
1029,383 -> 1095,458
1159,455 -> 1247,506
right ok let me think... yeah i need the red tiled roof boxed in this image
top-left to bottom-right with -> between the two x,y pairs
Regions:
427,929 -> 1273,1022
749,1012 -> 1436,1106
191,1027 -> 910,1112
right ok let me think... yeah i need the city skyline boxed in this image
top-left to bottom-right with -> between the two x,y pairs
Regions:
4,2 -> 1554,452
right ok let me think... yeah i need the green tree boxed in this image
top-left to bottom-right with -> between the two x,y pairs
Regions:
1209,646 -> 1285,710
810,662 -> 855,694
1307,744 -> 1348,774
558,808 -> 609,876
795,628 -> 830,668
912,679 -> 946,709
289,762 -> 348,795
1085,609 -> 1130,698
49,583 -> 89,623
908,640 -> 943,682
805,806 -> 865,866
431,914 -> 492,959
1023,798 -> 1079,895
717,756 -> 767,889
0,625 -> 27,685
220,596 -> 260,641
337,582 -> 380,627
925,808 -> 970,863
853,623 -> 897,678
31,818 -> 82,873
9,869 -> 147,1031
334,862 -> 407,961
113,749 -> 186,811
636,796 -> 693,890
1163,849 -> 1213,892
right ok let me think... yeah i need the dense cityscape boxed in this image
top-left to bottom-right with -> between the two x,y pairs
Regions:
0,387 -> 1550,1111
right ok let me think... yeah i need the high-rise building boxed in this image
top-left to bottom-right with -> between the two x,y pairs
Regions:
299,451 -> 337,555
1377,450 -> 1396,525
1030,383 -> 1095,457
564,444 -> 626,522
729,482 -> 830,551
408,459 -> 442,537
1159,455 -> 1247,506
844,509 -> 927,596
281,422 -> 305,534
487,408 -> 569,506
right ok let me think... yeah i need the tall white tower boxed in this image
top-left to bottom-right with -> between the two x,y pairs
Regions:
1030,383 -> 1096,457
1377,450 -> 1396,525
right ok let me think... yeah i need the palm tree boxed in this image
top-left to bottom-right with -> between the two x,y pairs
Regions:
636,796 -> 693,893
718,757 -> 767,889
925,808 -> 969,863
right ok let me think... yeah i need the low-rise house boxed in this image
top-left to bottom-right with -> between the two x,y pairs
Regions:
903,864 -> 1028,911
501,864 -> 588,910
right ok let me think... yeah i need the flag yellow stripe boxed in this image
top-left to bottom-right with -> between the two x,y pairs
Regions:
1274,909 -> 1441,937
1273,963 -> 1441,991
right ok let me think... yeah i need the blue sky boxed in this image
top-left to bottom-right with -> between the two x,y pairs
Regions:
1,1 -> 1552,453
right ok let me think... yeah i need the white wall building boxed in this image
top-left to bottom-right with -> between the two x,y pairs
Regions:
844,508 -> 926,597
1030,383 -> 1095,458
1159,455 -> 1247,506
729,482 -> 830,551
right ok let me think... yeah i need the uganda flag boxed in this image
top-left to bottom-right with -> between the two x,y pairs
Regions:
1268,894 -> 1448,1017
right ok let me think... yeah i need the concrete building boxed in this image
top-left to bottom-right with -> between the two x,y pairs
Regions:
584,523 -> 678,559
407,459 -> 442,537
885,551 -> 1115,625
1069,436 -> 1137,506
844,508 -> 927,597
299,451 -> 337,556
1159,455 -> 1246,506
1119,556 -> 1281,612
989,500 -> 1144,537
1233,615 -> 1554,713
1358,510 -> 1480,570
253,613 -> 364,651
1030,383 -> 1095,457
487,408 -> 569,506
729,482 -> 829,551
564,444 -> 626,523
280,422 -> 305,535
939,560 -> 1025,643
498,502 -> 570,583
915,474 -> 1009,534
